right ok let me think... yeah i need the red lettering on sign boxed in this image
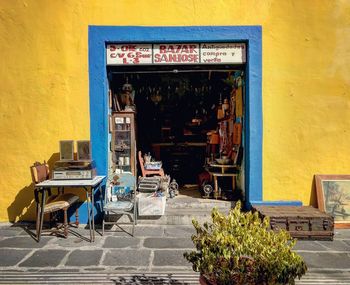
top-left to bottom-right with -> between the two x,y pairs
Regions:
109,45 -> 117,51
154,54 -> 161,62
153,53 -> 199,63
202,58 -> 221,63
168,46 -> 175,53
159,45 -> 166,53
157,44 -> 198,54
121,45 -> 136,51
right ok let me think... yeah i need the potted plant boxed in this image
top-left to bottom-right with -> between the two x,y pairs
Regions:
184,201 -> 307,285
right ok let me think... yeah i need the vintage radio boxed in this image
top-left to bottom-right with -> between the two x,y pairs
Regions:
52,160 -> 96,180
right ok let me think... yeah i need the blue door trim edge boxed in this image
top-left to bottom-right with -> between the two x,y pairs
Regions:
87,26 -> 263,223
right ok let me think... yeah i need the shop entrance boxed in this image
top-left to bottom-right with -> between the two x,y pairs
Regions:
88,26 -> 262,223
107,63 -> 245,201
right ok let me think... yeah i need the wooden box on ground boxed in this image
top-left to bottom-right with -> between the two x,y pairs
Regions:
253,206 -> 334,240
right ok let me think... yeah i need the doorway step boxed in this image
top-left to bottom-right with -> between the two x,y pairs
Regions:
136,197 -> 235,225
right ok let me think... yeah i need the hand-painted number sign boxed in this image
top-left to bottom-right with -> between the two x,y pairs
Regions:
106,43 -> 246,65
107,44 -> 152,65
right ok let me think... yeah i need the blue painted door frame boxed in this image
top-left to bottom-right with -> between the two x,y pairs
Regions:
87,26 -> 262,224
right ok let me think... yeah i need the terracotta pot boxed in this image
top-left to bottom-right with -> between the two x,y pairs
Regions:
200,275 -> 286,285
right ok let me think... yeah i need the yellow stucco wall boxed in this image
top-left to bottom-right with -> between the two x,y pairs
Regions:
1,0 -> 350,221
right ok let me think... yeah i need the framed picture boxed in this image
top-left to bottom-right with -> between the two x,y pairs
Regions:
59,140 -> 74,161
77,140 -> 91,161
315,174 -> 350,228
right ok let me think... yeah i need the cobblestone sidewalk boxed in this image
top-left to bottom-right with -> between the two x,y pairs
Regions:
0,225 -> 350,284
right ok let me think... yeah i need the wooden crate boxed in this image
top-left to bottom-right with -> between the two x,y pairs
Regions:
253,206 -> 334,240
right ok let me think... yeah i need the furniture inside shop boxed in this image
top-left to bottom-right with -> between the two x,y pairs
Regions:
205,163 -> 240,199
102,172 -> 137,236
110,112 -> 137,176
107,65 -> 245,201
138,151 -> 165,177
31,161 -> 79,241
151,142 -> 206,186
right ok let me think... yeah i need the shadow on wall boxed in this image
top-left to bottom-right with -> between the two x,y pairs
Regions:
7,153 -> 60,222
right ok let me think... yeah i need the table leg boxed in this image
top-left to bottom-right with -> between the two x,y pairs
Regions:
85,189 -> 93,242
213,176 -> 218,199
99,184 -> 104,236
37,189 -> 46,242
232,176 -> 236,191
92,186 -> 95,242
35,190 -> 41,239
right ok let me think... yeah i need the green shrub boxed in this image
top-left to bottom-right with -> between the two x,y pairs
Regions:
184,201 -> 307,285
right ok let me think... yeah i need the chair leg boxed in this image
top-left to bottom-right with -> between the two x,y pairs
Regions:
49,212 -> 55,229
132,207 -> 137,237
75,207 -> 79,226
63,208 -> 68,238
134,206 -> 137,226
132,216 -> 135,237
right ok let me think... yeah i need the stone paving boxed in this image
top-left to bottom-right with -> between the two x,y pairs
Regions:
0,224 -> 196,272
0,224 -> 350,283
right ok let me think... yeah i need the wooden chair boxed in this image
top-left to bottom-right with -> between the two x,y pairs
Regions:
31,162 -> 79,241
138,151 -> 165,177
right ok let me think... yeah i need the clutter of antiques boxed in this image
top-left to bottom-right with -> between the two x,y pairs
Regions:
107,63 -> 245,214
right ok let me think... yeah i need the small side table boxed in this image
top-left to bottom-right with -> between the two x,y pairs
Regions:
207,164 -> 239,199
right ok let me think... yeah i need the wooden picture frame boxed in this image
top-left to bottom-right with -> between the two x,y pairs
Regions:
77,140 -> 91,161
59,140 -> 74,161
315,174 -> 350,228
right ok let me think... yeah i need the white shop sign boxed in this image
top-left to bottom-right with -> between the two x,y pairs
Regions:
106,44 -> 152,65
153,44 -> 200,64
200,43 -> 246,64
106,43 -> 246,65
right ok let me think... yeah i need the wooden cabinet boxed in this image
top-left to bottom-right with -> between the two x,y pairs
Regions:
152,143 -> 206,185
110,112 -> 137,176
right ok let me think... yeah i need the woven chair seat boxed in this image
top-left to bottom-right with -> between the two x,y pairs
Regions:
44,193 -> 79,213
